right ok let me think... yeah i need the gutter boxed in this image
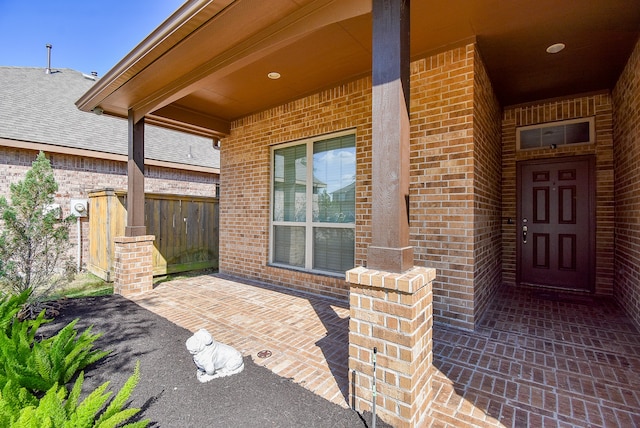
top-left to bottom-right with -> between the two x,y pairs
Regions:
75,0 -> 233,115
0,138 -> 220,175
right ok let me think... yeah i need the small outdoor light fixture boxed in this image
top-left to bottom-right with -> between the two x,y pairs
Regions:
267,71 -> 281,80
546,43 -> 566,54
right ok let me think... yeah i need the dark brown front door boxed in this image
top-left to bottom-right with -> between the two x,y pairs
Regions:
516,156 -> 595,291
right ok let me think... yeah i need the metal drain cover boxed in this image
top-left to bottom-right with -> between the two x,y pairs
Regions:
257,350 -> 272,358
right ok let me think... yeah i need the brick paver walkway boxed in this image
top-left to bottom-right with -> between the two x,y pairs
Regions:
130,274 -> 640,427
429,287 -> 640,427
130,274 -> 351,407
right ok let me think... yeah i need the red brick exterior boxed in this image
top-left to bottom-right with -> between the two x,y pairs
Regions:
222,79 -> 372,301
471,49 -> 504,325
222,43 -> 501,329
409,45 -> 502,329
0,147 -> 218,271
113,235 -> 155,296
613,37 -> 640,329
501,94 -> 615,295
214,38 -> 640,331
348,266 -> 435,428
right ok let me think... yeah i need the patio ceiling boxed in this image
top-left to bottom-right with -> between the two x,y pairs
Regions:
76,0 -> 640,138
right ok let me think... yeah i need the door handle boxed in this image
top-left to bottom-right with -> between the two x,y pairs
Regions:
522,225 -> 528,244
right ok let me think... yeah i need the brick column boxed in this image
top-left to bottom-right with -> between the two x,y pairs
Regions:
113,235 -> 155,296
347,266 -> 435,428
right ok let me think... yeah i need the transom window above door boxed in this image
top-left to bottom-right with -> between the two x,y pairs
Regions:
517,117 -> 594,151
270,131 -> 356,275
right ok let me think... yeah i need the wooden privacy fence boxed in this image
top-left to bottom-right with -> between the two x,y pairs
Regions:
88,189 -> 219,281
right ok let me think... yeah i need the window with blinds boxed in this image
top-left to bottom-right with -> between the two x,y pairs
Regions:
271,132 -> 356,274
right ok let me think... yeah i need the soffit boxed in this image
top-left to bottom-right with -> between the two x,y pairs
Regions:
77,0 -> 640,137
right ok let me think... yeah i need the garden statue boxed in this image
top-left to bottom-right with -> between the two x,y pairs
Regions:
186,328 -> 244,382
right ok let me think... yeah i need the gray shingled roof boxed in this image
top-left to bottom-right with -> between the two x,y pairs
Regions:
0,66 -> 219,169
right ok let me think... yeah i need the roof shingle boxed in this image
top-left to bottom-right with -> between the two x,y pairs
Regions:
0,66 -> 219,169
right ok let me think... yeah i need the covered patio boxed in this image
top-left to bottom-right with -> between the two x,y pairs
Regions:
76,1 -> 640,425
131,274 -> 640,427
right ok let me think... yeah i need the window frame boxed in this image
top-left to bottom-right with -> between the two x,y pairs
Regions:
516,117 -> 595,151
269,130 -> 356,276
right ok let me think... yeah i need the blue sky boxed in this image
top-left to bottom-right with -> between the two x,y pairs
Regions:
0,0 -> 185,76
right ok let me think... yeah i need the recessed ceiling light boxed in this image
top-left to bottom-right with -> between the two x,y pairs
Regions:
267,71 -> 281,80
546,43 -> 565,54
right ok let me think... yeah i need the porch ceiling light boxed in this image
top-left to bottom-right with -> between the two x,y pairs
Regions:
267,71 -> 281,80
546,43 -> 566,54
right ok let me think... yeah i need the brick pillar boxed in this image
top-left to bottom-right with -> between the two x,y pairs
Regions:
113,235 -> 155,297
347,266 -> 435,428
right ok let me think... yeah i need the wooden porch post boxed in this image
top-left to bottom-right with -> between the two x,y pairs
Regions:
348,2 -> 434,426
367,0 -> 413,273
126,109 -> 146,237
112,110 -> 154,296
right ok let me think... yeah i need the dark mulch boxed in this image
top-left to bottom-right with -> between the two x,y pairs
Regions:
41,295 -> 389,428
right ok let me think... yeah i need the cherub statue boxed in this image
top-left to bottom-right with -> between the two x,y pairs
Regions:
185,328 -> 244,382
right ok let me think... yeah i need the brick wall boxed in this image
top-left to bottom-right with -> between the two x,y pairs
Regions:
223,79 -> 372,300
224,43 -> 497,328
471,49 -> 503,324
501,94 -> 615,294
0,146 -> 218,271
113,235 -> 155,296
408,46 -> 476,329
347,266 -> 435,427
409,44 -> 502,330
612,37 -> 640,329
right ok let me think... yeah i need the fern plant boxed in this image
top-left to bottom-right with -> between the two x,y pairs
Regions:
38,318 -> 111,387
0,379 -> 39,425
0,290 -> 110,397
0,316 -> 110,396
0,362 -> 149,427
0,293 -> 149,427
0,290 -> 31,331
0,309 -> 53,394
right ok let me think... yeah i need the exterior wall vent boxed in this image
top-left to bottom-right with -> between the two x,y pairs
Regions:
517,117 -> 595,150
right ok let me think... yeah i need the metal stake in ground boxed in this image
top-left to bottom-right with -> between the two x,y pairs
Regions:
372,347 -> 377,428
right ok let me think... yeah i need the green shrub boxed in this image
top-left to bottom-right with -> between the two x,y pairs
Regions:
0,380 -> 38,418
0,289 -> 31,331
0,362 -> 149,427
0,292 -> 149,426
0,152 -> 74,316
0,291 -> 109,397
